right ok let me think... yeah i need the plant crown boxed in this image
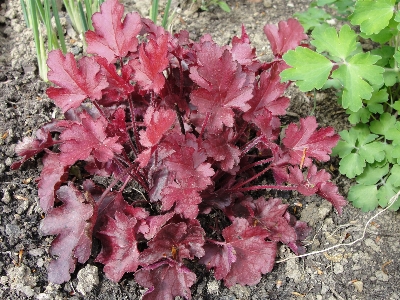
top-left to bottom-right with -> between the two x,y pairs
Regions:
284,0 -> 400,212
13,0 -> 346,298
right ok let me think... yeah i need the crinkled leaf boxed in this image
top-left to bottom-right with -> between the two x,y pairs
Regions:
40,184 -> 95,284
135,260 -> 196,300
38,151 -> 69,212
350,0 -> 395,35
86,0 -> 142,63
264,18 -> 308,57
59,112 -> 123,165
281,47 -> 332,91
46,50 -> 108,112
190,41 -> 254,129
130,34 -> 169,93
282,116 -> 339,167
140,221 -> 205,265
95,211 -> 140,282
200,219 -> 277,287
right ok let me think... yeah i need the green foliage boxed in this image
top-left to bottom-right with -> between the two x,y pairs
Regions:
198,0 -> 231,13
20,0 -> 103,81
285,0 -> 400,211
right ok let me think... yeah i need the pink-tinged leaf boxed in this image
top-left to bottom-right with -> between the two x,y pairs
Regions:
138,212 -> 175,240
95,211 -> 140,282
288,165 -> 347,214
161,184 -> 202,218
231,25 -> 259,70
140,220 -> 205,265
190,41 -> 254,130
317,181 -> 347,215
96,57 -> 135,105
139,107 -> 176,148
37,150 -> 69,212
284,212 -> 311,255
46,50 -> 108,112
59,111 -> 123,165
249,197 -> 297,244
11,128 -> 55,170
135,259 -> 196,300
40,184 -> 95,284
282,116 -> 339,167
243,61 -> 290,124
203,128 -> 241,172
199,241 -> 236,280
130,34 -> 169,93
86,0 -> 142,63
106,107 -> 129,144
200,218 -> 277,287
264,18 -> 308,57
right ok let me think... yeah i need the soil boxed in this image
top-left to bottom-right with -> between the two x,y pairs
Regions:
0,0 -> 399,299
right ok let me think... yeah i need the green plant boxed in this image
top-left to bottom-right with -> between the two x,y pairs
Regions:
20,0 -> 103,81
282,0 -> 400,212
150,0 -> 173,28
198,0 -> 231,13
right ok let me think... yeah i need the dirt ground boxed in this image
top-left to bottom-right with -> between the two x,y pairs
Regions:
0,0 -> 399,299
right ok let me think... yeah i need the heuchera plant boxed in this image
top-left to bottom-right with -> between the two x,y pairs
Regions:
12,0 -> 346,298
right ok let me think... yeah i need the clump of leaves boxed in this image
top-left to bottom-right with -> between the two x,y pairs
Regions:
282,0 -> 400,212
13,0 -> 346,298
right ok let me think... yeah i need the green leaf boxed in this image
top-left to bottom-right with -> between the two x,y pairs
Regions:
356,163 -> 389,185
281,47 -> 333,91
388,164 -> 400,187
217,1 -> 230,12
339,153 -> 366,178
377,181 -> 400,209
350,0 -> 395,35
331,52 -> 384,112
294,7 -> 332,32
370,112 -> 400,142
365,88 -> 388,114
347,107 -> 371,124
332,129 -> 358,157
311,24 -> 358,60
348,184 -> 379,211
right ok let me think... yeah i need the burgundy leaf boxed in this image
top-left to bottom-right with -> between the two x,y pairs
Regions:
317,181 -> 347,215
264,18 -> 308,57
95,211 -> 140,282
138,212 -> 175,240
130,34 -> 170,93
282,116 -> 340,167
190,41 -> 254,130
86,0 -> 142,63
140,220 -> 205,265
135,259 -> 196,300
231,25 -> 259,70
11,127 -> 55,170
37,150 -> 69,212
46,50 -> 108,112
200,218 -> 277,287
59,111 -> 123,165
40,184 -> 95,284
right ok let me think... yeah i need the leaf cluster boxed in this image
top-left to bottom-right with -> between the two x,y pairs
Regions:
284,0 -> 400,211
13,0 -> 345,298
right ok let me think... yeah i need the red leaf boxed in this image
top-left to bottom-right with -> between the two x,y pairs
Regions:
282,116 -> 339,167
200,219 -> 277,287
37,150 -> 69,212
135,260 -> 196,300
249,197 -> 297,244
95,211 -> 140,282
86,0 -> 142,63
59,111 -> 123,165
46,50 -> 108,112
190,41 -> 254,130
140,220 -> 205,265
130,34 -> 170,93
203,128 -> 241,171
288,165 -> 347,214
40,184 -> 95,284
138,212 -> 175,240
231,25 -> 259,70
263,18 -> 308,57
139,107 -> 176,148
11,128 -> 55,170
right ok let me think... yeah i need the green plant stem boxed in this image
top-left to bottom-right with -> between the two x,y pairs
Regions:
162,0 -> 172,28
52,0 -> 67,53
